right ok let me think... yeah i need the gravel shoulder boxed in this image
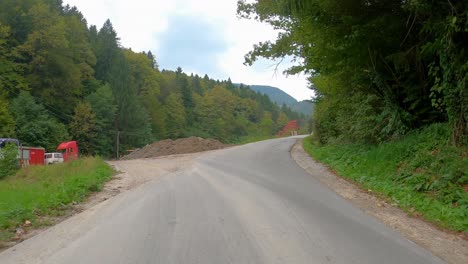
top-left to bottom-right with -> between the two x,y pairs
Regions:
291,139 -> 468,264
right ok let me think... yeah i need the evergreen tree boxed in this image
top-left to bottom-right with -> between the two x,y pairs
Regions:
86,84 -> 117,156
94,19 -> 120,82
146,50 -> 158,70
176,67 -> 194,125
109,52 -> 152,148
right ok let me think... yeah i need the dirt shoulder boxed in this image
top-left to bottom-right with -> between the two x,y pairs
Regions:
291,139 -> 468,264
0,152 -> 200,252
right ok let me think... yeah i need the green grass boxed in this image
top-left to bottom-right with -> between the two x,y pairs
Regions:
0,157 -> 114,239
303,123 -> 468,232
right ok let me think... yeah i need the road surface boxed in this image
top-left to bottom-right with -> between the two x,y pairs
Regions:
0,137 -> 444,264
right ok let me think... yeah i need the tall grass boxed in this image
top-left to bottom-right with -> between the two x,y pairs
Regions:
303,123 -> 468,232
0,157 -> 114,239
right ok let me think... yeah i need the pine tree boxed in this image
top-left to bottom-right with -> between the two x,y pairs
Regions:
94,19 -> 120,82
86,84 -> 117,156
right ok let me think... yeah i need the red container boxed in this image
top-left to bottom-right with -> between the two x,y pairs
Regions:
57,141 -> 79,162
21,146 -> 45,166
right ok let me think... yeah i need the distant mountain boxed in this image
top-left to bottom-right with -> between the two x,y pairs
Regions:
239,84 -> 314,116
292,100 -> 314,116
248,85 -> 298,107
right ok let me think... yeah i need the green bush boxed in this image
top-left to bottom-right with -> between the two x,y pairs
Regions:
0,143 -> 19,179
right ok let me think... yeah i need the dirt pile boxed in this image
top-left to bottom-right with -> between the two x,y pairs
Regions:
121,137 -> 229,160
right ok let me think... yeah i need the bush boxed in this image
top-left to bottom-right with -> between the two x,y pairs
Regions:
312,92 -> 413,145
0,143 -> 19,179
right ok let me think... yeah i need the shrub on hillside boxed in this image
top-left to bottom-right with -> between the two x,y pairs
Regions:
0,143 -> 19,179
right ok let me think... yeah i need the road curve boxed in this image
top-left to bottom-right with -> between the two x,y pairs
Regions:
0,137 -> 444,264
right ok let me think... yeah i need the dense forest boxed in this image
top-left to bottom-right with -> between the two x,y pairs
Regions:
0,0 -> 309,157
238,0 -> 467,146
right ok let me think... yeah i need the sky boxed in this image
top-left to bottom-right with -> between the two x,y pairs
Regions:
62,0 -> 314,101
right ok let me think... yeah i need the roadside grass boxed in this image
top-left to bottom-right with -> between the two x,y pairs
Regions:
303,123 -> 468,232
0,157 -> 114,240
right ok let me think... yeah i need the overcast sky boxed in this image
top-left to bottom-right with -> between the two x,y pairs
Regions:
63,0 -> 314,101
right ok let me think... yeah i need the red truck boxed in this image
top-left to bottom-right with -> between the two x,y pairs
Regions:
57,141 -> 79,162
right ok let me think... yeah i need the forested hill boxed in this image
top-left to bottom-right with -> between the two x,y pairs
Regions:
0,1 -> 309,157
247,85 -> 297,106
238,84 -> 314,116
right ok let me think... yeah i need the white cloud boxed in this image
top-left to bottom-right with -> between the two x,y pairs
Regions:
63,0 -> 314,101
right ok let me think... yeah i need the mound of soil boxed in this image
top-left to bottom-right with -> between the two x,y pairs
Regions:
121,137 -> 228,160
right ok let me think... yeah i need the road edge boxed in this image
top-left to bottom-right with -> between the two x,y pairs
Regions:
291,138 -> 467,264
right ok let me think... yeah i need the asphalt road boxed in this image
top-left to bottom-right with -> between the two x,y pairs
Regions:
0,137 -> 444,264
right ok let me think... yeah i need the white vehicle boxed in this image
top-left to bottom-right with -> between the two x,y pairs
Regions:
45,152 -> 64,165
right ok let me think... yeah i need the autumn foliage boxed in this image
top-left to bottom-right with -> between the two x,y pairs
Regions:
277,120 -> 300,137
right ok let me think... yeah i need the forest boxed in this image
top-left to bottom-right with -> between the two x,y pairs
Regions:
238,0 -> 467,146
0,0 -> 309,158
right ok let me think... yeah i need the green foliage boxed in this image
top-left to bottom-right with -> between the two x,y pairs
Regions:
0,97 -> 15,137
94,19 -> 119,82
0,23 -> 27,98
69,102 -> 97,155
15,2 -> 92,115
419,1 -> 468,146
276,112 -> 289,131
303,123 -> 468,231
86,84 -> 117,156
109,52 -> 152,148
238,0 -> 468,146
0,157 -> 114,237
10,91 -> 69,151
0,143 -> 19,179
259,111 -> 274,136
164,93 -> 186,138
